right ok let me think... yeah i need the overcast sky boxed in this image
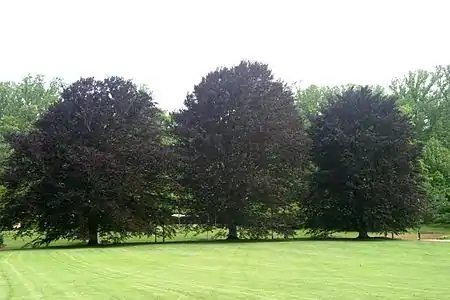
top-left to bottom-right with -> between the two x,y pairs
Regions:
1,0 -> 449,111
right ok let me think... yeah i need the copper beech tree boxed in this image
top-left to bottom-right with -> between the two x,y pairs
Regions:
172,61 -> 310,239
304,86 -> 426,238
0,77 -> 170,246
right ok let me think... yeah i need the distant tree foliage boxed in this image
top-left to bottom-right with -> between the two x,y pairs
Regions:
304,86 -> 425,238
0,75 -> 63,165
0,77 -> 170,246
294,84 -> 386,128
172,61 -> 310,239
391,66 -> 450,225
421,138 -> 450,224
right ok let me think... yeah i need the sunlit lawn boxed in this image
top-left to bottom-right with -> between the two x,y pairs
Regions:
1,231 -> 449,299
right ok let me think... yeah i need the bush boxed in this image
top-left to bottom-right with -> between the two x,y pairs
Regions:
0,232 -> 4,247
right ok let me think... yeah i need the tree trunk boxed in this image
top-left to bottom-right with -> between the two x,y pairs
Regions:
357,229 -> 369,239
87,215 -> 98,246
162,224 -> 165,243
227,224 -> 238,240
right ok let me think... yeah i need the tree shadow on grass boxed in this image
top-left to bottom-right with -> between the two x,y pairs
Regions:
0,236 -> 403,253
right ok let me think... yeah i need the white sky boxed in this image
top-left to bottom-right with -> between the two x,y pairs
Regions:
1,0 -> 449,111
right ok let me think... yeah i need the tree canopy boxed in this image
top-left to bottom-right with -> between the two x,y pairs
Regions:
172,61 -> 310,239
304,86 -> 425,238
0,77 -> 169,245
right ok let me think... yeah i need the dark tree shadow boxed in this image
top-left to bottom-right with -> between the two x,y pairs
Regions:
0,236 -> 402,253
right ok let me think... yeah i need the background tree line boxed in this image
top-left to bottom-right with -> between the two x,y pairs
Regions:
0,61 -> 447,246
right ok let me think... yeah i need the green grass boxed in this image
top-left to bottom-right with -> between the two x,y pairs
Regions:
420,224 -> 450,234
1,238 -> 450,299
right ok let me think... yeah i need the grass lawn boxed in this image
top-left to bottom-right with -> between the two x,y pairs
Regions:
1,238 -> 450,299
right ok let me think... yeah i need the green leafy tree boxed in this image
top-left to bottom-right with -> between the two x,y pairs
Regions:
295,84 -> 385,128
172,61 -> 310,239
0,75 -> 63,165
433,65 -> 450,147
391,66 -> 450,224
294,84 -> 334,127
390,69 -> 441,142
305,86 -> 425,238
0,77 -> 169,246
422,138 -> 450,224
390,66 -> 450,147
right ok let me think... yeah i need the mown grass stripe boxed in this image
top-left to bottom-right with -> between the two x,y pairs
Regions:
1,240 -> 449,299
